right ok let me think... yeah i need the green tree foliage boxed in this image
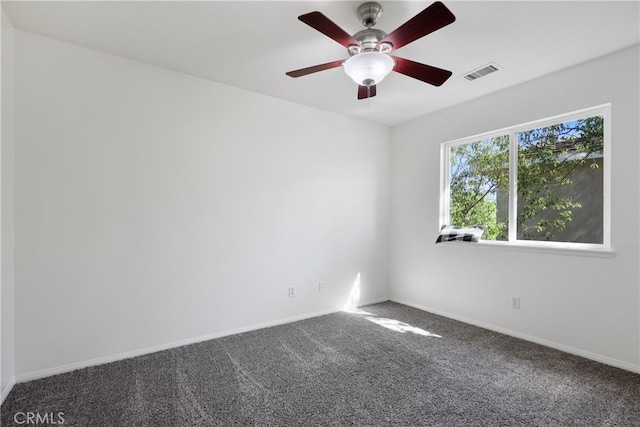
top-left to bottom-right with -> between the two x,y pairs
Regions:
449,136 -> 509,240
449,116 -> 604,241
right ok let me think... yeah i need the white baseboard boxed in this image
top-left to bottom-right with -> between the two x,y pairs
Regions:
391,298 -> 640,374
357,297 -> 392,308
13,296 -> 389,384
1,376 -> 16,404
16,306 -> 348,383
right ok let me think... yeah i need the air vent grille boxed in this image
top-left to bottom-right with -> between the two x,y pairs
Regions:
463,63 -> 501,81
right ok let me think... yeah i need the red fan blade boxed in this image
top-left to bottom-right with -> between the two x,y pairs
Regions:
286,60 -> 344,78
357,84 -> 377,100
299,11 -> 360,48
392,56 -> 452,86
378,1 -> 455,51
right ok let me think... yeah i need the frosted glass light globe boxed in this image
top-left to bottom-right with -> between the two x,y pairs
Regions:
344,52 -> 395,86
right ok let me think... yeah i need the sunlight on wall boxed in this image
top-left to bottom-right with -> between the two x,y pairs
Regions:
343,272 -> 361,312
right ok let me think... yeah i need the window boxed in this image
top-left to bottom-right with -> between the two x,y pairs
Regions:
440,105 -> 610,251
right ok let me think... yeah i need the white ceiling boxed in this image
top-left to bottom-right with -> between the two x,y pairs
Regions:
3,0 -> 639,127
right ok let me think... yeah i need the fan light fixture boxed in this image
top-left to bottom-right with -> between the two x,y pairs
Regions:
344,52 -> 395,86
285,1 -> 456,99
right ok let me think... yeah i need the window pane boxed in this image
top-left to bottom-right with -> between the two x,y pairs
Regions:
516,115 -> 604,243
449,136 -> 509,241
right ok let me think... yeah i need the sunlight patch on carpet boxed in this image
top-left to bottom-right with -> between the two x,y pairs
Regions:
365,317 -> 442,338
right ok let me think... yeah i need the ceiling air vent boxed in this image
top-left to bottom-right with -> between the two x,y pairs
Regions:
463,63 -> 502,81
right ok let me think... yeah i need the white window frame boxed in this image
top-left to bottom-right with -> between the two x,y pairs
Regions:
440,104 -> 611,255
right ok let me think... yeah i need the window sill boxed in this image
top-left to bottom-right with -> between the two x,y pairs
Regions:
436,240 -> 615,258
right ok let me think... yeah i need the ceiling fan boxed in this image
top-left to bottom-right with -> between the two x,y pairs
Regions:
285,1 -> 456,100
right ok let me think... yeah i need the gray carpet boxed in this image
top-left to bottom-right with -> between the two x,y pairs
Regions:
2,301 -> 640,426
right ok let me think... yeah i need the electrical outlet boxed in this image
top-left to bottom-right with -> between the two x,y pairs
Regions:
511,296 -> 520,309
318,282 -> 325,293
288,287 -> 295,298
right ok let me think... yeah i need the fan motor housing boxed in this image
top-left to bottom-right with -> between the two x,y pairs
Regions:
351,28 -> 388,54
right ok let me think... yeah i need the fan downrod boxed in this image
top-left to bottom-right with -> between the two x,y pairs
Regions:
356,2 -> 383,28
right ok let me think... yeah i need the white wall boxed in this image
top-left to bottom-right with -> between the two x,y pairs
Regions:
8,18 -> 638,386
390,46 -> 640,372
13,30 -> 390,379
1,8 -> 16,402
